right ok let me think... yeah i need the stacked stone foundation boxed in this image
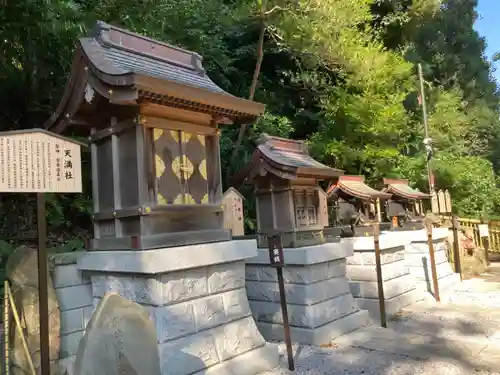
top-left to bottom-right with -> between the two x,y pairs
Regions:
397,228 -> 461,296
344,234 -> 423,321
77,240 -> 279,375
245,241 -> 371,346
51,253 -> 93,375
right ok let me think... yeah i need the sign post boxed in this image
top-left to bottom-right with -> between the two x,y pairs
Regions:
479,222 -> 490,266
372,222 -> 387,328
451,215 -> 462,281
426,224 -> 440,302
0,129 -> 83,375
267,234 -> 294,371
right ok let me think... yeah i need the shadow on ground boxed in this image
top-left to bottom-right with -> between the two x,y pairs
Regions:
270,287 -> 500,375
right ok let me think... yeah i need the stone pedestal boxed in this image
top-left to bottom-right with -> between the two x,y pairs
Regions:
396,228 -> 461,295
343,234 -> 423,321
51,253 -> 93,375
77,240 -> 279,375
245,241 -> 370,345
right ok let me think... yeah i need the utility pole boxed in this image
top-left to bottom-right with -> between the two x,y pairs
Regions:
418,63 -> 434,194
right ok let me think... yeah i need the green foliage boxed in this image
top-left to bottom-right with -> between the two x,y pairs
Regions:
434,154 -> 499,217
0,0 -> 499,253
48,238 -> 86,254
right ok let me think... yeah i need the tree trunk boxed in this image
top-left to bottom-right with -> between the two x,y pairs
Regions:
231,15 -> 266,161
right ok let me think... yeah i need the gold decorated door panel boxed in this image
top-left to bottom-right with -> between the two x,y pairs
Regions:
182,132 -> 209,204
153,128 -> 208,205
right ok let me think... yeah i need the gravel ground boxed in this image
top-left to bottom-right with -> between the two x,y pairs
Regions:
266,273 -> 500,375
271,344 -> 499,375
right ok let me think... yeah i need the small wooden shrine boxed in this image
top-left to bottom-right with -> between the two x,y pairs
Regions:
325,176 -> 390,238
325,175 -> 391,237
44,21 -> 265,250
233,134 -> 342,248
381,178 -> 429,229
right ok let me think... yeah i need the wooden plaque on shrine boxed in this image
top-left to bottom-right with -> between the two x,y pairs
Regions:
44,21 -> 265,250
222,187 -> 245,236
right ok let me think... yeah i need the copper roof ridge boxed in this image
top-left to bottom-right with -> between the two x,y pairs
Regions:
91,21 -> 204,74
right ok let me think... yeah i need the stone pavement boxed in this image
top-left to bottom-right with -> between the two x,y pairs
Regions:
265,266 -> 500,375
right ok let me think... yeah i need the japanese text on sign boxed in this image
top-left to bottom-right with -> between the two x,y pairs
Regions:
267,235 -> 285,267
0,130 -> 82,193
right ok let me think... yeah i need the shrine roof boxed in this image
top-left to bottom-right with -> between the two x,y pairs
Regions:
327,175 -> 391,201
82,21 -> 224,93
382,178 -> 429,200
233,134 -> 343,184
45,21 -> 264,133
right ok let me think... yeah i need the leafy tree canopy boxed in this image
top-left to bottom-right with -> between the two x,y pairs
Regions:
0,0 -> 499,242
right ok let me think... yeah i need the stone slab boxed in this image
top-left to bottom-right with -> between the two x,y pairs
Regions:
60,330 -> 84,358
246,276 -> 350,305
246,259 -> 346,284
56,284 -> 93,311
346,260 -> 410,282
81,247 -> 279,375
349,273 -> 416,299
347,247 -> 406,266
199,343 -> 279,375
50,252 -> 81,266
407,260 -> 454,280
90,262 -> 246,307
78,239 -> 258,274
250,293 -> 359,329
417,272 -> 461,296
158,316 -> 267,375
247,242 -> 353,266
60,308 -> 86,335
256,310 -> 371,345
405,248 -> 449,266
387,228 -> 449,243
342,232 -> 410,251
355,288 -> 423,321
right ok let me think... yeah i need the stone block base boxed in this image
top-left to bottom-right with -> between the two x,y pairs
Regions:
343,233 -> 423,320
355,288 -> 424,321
399,228 -> 461,295
77,240 -> 279,375
255,310 -> 370,345
245,242 -> 370,345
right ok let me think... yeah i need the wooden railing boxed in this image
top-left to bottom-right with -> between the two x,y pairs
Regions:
442,216 -> 500,253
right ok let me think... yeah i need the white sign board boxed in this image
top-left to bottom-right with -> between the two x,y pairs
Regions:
478,224 -> 489,238
0,130 -> 82,193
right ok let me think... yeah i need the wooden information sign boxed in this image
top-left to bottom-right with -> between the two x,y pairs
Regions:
0,129 -> 83,375
478,224 -> 489,238
0,129 -> 82,193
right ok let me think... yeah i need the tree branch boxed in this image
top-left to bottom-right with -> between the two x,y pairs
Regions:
265,5 -> 283,15
231,15 -> 267,162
